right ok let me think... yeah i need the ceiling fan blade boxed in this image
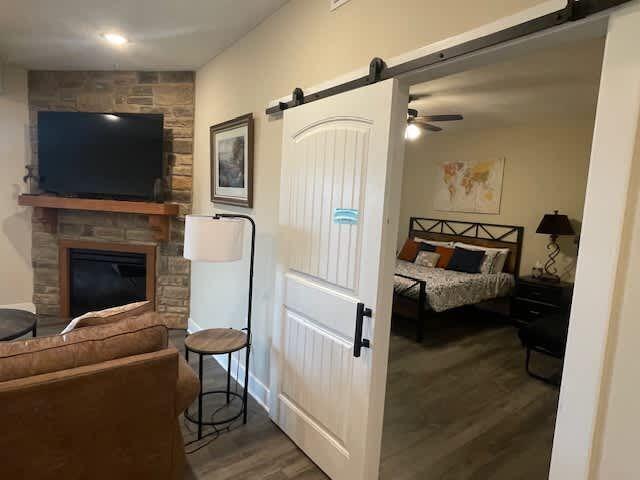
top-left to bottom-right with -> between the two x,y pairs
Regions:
415,121 -> 442,132
418,114 -> 463,122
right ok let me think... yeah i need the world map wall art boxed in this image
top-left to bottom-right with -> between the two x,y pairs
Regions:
433,158 -> 505,214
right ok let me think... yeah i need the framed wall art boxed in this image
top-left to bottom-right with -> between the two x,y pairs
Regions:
210,113 -> 254,208
433,157 -> 505,214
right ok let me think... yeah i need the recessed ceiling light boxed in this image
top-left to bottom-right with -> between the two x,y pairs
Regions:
102,33 -> 128,46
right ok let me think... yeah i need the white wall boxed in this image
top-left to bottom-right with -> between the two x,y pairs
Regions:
586,6 -> 640,478
399,121 -> 595,279
0,65 -> 32,307
190,0 -> 547,389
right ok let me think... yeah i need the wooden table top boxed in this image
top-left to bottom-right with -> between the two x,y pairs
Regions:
0,309 -> 37,341
185,328 -> 248,354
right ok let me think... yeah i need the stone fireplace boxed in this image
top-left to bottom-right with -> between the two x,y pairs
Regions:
28,71 -> 195,328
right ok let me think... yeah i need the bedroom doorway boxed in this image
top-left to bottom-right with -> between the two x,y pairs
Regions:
269,3 -> 640,479
380,36 -> 604,479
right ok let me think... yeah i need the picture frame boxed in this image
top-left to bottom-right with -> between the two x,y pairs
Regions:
210,113 -> 254,208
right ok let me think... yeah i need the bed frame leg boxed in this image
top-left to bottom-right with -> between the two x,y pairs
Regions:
416,312 -> 424,343
417,284 -> 426,343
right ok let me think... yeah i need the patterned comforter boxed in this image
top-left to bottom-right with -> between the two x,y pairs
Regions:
394,260 -> 515,312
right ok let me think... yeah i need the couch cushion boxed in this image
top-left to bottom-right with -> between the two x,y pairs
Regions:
61,300 -> 153,334
175,355 -> 199,414
0,312 -> 168,382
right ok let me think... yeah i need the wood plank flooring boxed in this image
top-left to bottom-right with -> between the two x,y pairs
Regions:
382,309 -> 560,480
36,309 -> 559,480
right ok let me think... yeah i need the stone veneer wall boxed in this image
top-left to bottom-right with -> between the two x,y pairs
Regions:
28,71 -> 194,327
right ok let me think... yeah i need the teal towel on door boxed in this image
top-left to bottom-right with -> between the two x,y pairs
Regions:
333,208 -> 360,225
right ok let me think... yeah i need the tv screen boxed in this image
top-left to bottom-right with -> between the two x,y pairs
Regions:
38,111 -> 164,200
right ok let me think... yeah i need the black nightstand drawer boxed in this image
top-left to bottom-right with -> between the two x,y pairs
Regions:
512,298 -> 558,322
517,282 -> 563,306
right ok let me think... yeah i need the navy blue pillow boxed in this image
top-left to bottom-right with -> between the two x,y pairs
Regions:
446,247 -> 486,273
418,242 -> 437,252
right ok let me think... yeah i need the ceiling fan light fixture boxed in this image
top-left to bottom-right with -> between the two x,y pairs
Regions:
102,33 -> 128,46
405,123 -> 422,141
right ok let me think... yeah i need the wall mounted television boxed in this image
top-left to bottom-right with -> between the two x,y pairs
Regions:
38,111 -> 165,201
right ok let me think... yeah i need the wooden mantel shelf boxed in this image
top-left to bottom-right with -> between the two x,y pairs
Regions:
18,194 -> 180,241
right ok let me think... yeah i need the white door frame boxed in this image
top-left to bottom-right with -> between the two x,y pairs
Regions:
268,2 -> 640,479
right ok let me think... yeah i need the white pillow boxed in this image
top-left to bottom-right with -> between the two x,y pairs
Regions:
415,251 -> 441,268
454,242 -> 510,273
60,301 -> 150,334
414,238 -> 454,248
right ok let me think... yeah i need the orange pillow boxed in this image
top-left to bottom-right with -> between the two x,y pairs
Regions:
435,246 -> 455,268
398,238 -> 421,262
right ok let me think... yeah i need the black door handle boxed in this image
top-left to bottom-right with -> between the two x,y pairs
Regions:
354,302 -> 372,358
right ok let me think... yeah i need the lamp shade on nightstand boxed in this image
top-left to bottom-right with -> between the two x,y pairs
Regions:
184,215 -> 244,262
536,211 -> 575,236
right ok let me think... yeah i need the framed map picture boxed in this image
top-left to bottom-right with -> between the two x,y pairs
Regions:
210,113 -> 254,208
433,158 -> 505,214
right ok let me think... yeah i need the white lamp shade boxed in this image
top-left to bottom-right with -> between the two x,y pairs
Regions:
184,215 -> 244,262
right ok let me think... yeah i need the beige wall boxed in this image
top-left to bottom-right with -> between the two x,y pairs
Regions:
190,0 -> 550,386
592,121 -> 640,479
399,121 -> 595,280
0,65 -> 32,307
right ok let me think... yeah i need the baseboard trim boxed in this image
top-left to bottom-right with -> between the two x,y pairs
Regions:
187,318 -> 270,414
0,302 -> 36,313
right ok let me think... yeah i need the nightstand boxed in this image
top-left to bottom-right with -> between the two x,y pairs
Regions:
511,276 -> 574,325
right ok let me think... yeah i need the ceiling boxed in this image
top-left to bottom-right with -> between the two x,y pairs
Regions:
0,0 -> 288,70
408,38 -> 605,135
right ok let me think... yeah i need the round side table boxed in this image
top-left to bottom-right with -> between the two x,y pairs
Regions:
184,328 -> 248,440
0,309 -> 38,341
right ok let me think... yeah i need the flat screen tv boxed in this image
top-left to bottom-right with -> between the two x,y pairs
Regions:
38,111 -> 164,201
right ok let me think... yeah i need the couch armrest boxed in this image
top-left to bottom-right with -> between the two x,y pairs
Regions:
176,354 -> 199,414
0,348 -> 179,479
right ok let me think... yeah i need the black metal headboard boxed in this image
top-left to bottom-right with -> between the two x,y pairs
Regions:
409,217 -> 525,276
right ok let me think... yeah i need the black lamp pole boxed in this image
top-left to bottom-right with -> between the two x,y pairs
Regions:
214,213 -> 255,424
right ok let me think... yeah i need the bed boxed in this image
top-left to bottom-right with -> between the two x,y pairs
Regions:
393,218 -> 524,341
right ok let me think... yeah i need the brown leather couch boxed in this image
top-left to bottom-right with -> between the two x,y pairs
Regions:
0,310 -> 199,479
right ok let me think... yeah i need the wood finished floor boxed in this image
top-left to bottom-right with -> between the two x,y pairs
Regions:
38,309 -> 559,480
382,310 -> 560,480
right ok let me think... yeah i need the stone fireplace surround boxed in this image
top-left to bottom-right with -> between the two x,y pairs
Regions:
28,71 -> 195,328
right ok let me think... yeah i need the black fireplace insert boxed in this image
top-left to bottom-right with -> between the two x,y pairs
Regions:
70,248 -> 147,317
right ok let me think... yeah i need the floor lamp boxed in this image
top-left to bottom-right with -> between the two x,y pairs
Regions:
184,213 -> 255,424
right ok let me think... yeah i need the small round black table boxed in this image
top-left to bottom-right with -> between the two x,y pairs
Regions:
0,309 -> 38,341
184,328 -> 248,440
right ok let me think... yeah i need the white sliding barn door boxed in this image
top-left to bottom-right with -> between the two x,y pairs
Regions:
271,79 -> 407,480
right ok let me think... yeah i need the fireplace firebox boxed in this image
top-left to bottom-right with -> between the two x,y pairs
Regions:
59,240 -> 156,318
70,249 -> 146,317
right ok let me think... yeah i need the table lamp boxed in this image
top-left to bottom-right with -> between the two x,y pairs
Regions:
536,210 -> 575,282
184,213 -> 255,424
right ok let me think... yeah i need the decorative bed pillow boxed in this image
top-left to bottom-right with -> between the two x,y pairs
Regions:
398,238 -> 421,262
418,242 -> 437,252
454,242 -> 511,273
414,238 -> 454,248
446,247 -> 486,273
478,250 -> 500,274
491,250 -> 510,273
435,246 -> 455,268
415,251 -> 441,268
61,301 -> 152,334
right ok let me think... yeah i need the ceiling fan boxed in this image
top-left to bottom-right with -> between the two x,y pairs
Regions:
405,108 -> 464,140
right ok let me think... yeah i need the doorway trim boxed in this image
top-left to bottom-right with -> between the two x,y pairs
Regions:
268,1 -> 640,479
